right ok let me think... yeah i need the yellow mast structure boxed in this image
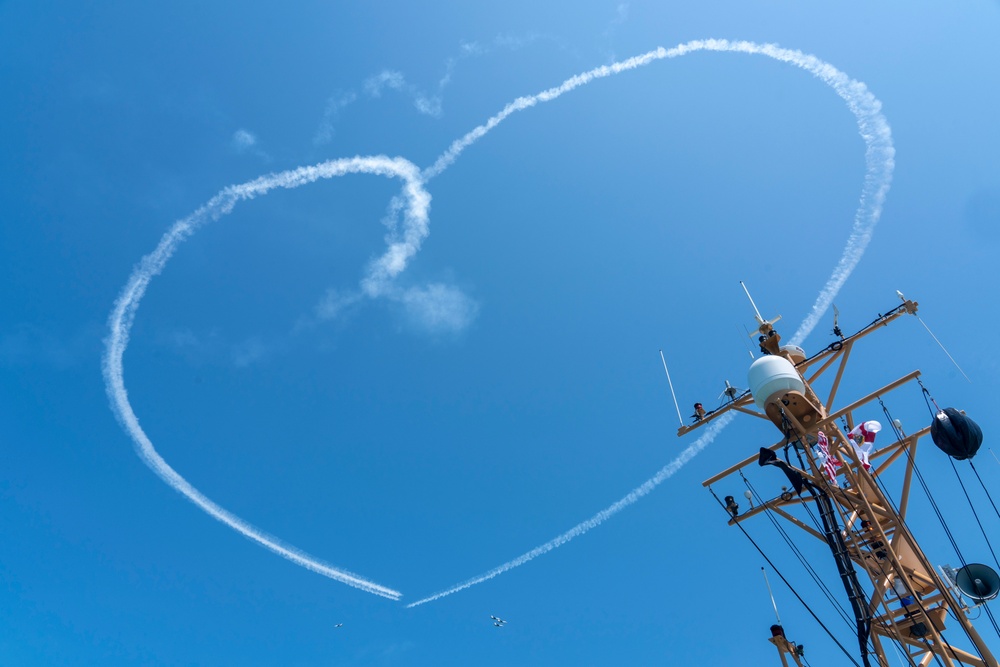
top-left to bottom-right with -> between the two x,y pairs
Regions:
684,296 -> 998,667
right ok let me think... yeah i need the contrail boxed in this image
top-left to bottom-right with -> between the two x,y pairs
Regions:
105,40 -> 894,603
103,156 -> 431,601
422,38 -> 894,346
406,39 -> 894,605
406,413 -> 736,607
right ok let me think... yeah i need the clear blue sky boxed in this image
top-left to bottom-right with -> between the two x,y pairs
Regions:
3,1 -> 1000,665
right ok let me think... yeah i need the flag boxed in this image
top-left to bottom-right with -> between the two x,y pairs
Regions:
814,430 -> 841,487
848,420 -> 881,470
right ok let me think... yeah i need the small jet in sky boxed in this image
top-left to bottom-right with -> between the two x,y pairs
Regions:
491,615 -> 507,627
334,623 -> 343,629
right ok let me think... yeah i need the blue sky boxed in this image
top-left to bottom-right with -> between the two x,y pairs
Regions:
3,1 -> 1000,665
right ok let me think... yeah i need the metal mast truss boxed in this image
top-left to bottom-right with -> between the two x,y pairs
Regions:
687,298 -> 998,667
769,629 -> 806,667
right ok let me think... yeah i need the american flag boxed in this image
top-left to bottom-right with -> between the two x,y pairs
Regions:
815,430 -> 840,487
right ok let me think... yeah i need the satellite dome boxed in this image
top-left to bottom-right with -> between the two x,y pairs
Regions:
748,355 -> 804,410
780,345 -> 806,364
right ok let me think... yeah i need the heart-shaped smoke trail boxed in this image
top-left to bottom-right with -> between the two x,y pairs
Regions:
104,40 -> 893,604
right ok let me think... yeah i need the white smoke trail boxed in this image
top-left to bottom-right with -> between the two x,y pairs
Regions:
406,413 -> 735,607
105,39 -> 894,604
406,39 -> 894,605
103,156 -> 432,601
423,38 -> 894,346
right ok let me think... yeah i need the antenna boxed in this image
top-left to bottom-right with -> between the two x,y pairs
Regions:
741,281 -> 765,324
738,325 -> 756,360
701,293 -> 997,666
917,315 -> 972,383
939,565 -> 969,611
761,567 -> 781,626
718,380 -> 741,403
903,294 -> 971,383
659,349 -> 684,427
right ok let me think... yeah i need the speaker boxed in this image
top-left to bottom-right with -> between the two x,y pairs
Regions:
955,564 -> 1000,603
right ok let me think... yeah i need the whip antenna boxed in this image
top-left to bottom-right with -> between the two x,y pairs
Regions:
762,566 -> 782,626
916,316 -> 971,383
659,349 -> 684,427
900,290 -> 971,383
741,280 -> 765,324
739,324 -> 756,360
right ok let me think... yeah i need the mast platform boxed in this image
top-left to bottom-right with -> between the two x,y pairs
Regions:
684,297 -> 998,667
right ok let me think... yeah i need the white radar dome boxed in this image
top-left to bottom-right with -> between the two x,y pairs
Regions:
748,355 -> 805,409
780,345 -> 806,364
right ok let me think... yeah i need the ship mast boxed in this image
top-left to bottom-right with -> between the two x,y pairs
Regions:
686,296 -> 998,667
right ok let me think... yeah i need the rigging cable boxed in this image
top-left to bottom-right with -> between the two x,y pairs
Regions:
968,460 -> 1000,523
815,461 -> 945,667
744,428 -> 950,665
809,483 -> 873,667
793,303 -> 911,371
911,383 -> 999,621
761,567 -> 822,667
775,452 -> 920,667
788,416 -> 952,667
708,486 -> 864,667
914,313 -> 971,384
967,454 -> 1000,635
947,458 -> 1000,573
946,456 -> 1000,639
785,424 -> 914,665
885,394 -> 969,570
875,398 -> 993,661
740,472 -> 908,665
768,404 -> 960,667
760,427 -> 925,667
741,474 -> 857,632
